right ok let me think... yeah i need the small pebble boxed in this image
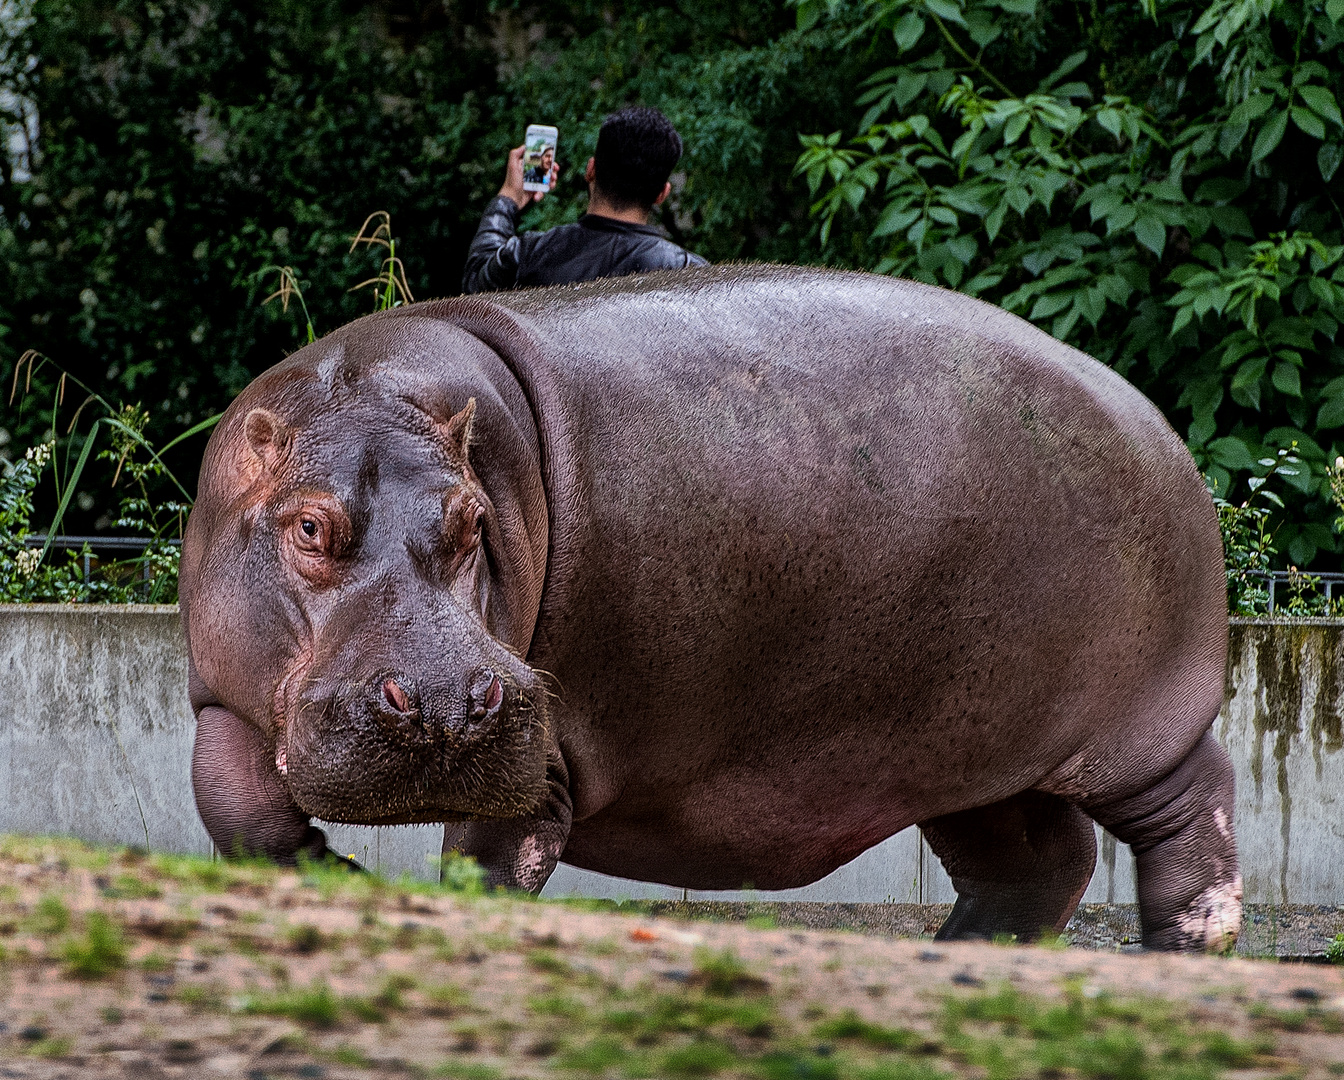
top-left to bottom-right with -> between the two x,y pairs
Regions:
19,1026 -> 45,1042
1290,987 -> 1321,1002
952,971 -> 983,987
918,950 -> 944,962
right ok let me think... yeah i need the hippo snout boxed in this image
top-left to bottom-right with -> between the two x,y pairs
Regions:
306,667 -> 513,751
281,659 -> 547,826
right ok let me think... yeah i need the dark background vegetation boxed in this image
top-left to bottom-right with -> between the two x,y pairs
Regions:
1,0 -> 1342,567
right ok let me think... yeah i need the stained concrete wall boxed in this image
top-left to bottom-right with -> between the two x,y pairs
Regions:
0,607 -> 1327,902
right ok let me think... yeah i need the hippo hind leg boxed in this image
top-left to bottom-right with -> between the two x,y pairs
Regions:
1082,731 -> 1242,951
920,790 -> 1096,943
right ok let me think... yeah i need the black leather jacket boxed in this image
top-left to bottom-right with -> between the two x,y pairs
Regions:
461,195 -> 707,294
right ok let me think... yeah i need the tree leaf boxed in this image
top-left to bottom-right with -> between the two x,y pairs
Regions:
1208,436 -> 1256,470
893,12 -> 926,52
1251,109 -> 1289,163
1299,85 -> 1343,128
1291,106 -> 1326,141
922,0 -> 967,26
1271,361 -> 1302,398
1134,214 -> 1166,257
1317,396 -> 1344,429
1319,142 -> 1344,183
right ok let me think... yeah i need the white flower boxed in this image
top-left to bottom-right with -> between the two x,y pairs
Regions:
23,441 -> 54,470
13,549 -> 41,577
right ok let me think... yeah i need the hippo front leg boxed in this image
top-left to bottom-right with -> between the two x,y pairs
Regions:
192,704 -> 331,864
443,747 -> 572,892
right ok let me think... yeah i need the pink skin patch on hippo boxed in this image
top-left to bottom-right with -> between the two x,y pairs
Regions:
275,743 -> 288,776
1178,876 -> 1243,951
515,833 -> 564,892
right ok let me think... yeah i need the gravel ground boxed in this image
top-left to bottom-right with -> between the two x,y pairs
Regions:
636,901 -> 1344,959
0,836 -> 1342,1079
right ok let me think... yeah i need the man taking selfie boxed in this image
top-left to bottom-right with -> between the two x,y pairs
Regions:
461,107 -> 706,294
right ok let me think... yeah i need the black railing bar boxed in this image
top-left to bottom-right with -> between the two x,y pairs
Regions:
23,535 -> 181,550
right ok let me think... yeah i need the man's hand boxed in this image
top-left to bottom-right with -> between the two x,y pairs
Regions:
498,145 -> 559,209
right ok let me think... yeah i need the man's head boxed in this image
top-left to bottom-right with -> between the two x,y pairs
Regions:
590,106 -> 682,212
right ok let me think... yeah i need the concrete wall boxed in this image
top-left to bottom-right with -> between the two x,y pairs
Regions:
0,607 -> 1329,902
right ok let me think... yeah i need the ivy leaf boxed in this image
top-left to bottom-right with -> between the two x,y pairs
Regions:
1251,109 -> 1289,163
1329,0 -> 1344,22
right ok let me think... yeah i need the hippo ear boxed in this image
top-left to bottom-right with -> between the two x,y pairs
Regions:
436,398 -> 476,469
243,408 -> 292,472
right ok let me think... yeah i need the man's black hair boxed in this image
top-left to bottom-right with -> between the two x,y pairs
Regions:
593,107 -> 683,210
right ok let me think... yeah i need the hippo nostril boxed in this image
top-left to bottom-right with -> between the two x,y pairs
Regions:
383,678 -> 413,714
468,669 -> 505,718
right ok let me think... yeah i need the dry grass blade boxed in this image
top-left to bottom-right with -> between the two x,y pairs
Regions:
11,349 -> 41,405
262,266 -> 302,314
66,395 -> 97,434
349,210 -> 392,253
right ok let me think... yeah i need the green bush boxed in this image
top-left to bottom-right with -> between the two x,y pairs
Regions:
797,0 -> 1344,567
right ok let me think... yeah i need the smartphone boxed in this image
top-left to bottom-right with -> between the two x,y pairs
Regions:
522,125 -> 559,193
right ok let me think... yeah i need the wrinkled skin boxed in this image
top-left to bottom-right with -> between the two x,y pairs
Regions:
183,265 -> 1240,950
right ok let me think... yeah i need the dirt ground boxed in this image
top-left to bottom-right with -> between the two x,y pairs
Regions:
0,837 -> 1342,1079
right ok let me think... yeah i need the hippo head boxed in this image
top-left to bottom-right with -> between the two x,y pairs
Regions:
181,314 -> 551,826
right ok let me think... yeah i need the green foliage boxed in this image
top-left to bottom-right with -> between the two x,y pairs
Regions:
438,850 -> 487,896
798,0 -> 1344,568
1,0 -> 863,530
1327,932 -> 1344,963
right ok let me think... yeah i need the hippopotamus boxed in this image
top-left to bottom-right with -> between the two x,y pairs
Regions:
181,264 -> 1240,951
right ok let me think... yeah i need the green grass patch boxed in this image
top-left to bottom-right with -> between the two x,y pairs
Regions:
814,1010 -> 919,1050
526,947 -> 571,974
30,894 -> 70,936
662,1038 -> 739,1076
692,947 -> 769,996
431,1063 -> 501,1080
242,981 -> 342,1028
61,912 -> 127,978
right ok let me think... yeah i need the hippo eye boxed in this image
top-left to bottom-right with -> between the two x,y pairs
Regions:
301,519 -> 317,537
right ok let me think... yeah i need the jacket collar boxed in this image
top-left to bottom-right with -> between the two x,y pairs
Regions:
578,214 -> 668,238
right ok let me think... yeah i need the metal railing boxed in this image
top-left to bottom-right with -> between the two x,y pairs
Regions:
23,535 -> 180,583
1252,570 -> 1344,614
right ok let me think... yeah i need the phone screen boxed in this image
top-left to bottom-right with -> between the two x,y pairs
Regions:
522,125 -> 559,193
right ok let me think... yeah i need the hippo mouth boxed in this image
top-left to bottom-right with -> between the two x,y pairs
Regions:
278,670 -> 550,825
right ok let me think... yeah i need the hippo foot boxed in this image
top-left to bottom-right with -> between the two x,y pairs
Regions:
922,790 -> 1097,944
1087,732 -> 1242,952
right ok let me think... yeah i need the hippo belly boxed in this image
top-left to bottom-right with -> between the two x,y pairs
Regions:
183,265 -> 1238,951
